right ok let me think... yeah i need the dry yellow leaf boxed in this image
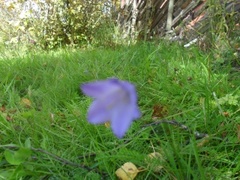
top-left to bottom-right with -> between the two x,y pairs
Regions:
148,152 -> 162,159
105,121 -> 111,128
20,98 -> 31,108
197,134 -> 210,147
115,162 -> 139,180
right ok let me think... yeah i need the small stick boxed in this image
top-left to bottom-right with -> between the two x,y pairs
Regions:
142,119 -> 208,139
31,147 -> 92,171
0,145 -> 107,176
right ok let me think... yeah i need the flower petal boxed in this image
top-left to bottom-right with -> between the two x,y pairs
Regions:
88,100 -> 110,124
117,81 -> 141,119
81,79 -> 119,98
111,105 -> 135,138
132,106 -> 141,119
81,78 -> 141,138
119,81 -> 138,104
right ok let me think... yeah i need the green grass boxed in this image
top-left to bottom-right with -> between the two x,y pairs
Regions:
0,42 -> 239,179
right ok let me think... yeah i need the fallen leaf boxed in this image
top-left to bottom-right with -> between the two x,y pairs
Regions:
197,134 -> 210,147
105,122 -> 111,128
20,98 -> 31,108
0,104 -> 6,112
222,112 -> 229,117
148,152 -> 163,159
115,162 -> 139,180
6,114 -> 13,121
152,104 -> 168,119
147,79 -> 153,84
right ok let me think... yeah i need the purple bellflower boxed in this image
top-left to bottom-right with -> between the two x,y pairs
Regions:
81,78 -> 141,138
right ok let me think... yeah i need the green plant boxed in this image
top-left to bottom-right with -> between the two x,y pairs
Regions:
207,0 -> 240,67
0,0 -> 116,50
0,42 -> 239,179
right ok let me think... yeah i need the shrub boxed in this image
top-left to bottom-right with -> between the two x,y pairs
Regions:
0,0 -> 115,50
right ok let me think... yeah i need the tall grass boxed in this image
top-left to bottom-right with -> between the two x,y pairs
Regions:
0,42 -> 239,179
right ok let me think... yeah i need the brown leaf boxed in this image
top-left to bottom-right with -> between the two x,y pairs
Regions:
222,112 -> 229,117
1,112 -> 13,121
6,114 -> 13,121
152,104 -> 168,119
0,104 -> 6,112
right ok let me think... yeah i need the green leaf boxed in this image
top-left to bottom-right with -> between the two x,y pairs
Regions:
24,138 -> 31,149
0,168 -> 14,179
20,110 -> 34,118
4,148 -> 32,165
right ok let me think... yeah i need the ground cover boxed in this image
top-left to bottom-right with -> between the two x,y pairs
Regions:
0,42 -> 239,179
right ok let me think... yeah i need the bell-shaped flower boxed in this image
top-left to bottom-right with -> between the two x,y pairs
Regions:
81,78 -> 141,138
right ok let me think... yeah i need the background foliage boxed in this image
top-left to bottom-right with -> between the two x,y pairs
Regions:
0,0 -> 117,50
0,0 -> 239,52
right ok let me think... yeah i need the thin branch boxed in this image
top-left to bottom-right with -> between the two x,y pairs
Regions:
31,147 -> 92,171
31,148 -> 108,177
0,145 -> 107,176
142,119 -> 208,139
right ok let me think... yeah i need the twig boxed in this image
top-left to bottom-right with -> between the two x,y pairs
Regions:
142,119 -> 208,139
0,145 -> 107,176
32,147 -> 108,177
31,147 -> 92,171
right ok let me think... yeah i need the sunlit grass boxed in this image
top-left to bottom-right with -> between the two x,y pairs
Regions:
0,42 -> 239,179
